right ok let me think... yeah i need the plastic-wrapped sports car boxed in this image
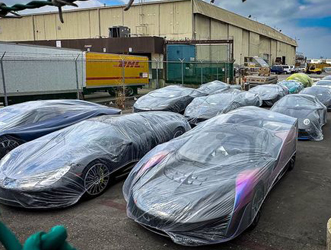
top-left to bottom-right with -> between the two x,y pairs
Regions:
197,81 -> 230,95
300,86 -> 331,111
277,80 -> 304,94
133,85 -> 204,113
0,112 -> 190,209
0,100 -> 121,159
271,94 -> 327,141
184,91 -> 261,125
316,80 -> 331,88
249,84 -> 288,106
124,107 -> 297,246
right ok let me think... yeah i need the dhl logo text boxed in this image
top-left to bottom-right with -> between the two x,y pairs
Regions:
116,61 -> 142,68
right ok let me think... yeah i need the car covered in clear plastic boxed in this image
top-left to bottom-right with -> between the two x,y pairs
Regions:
0,100 -> 121,159
249,84 -> 288,106
287,73 -> 313,87
277,80 -> 304,94
124,107 -> 297,246
0,112 -> 190,209
300,86 -> 331,111
315,80 -> 331,88
133,85 -> 204,113
184,90 -> 262,125
271,94 -> 327,141
197,80 -> 230,95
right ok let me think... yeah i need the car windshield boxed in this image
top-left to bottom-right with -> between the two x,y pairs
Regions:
316,80 -> 331,86
279,96 -> 316,108
177,128 -> 273,165
149,88 -> 183,98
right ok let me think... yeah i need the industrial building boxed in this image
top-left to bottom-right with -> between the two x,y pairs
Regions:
0,0 -> 297,66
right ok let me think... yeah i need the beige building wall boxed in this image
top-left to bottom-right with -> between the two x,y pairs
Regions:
0,0 -> 296,64
0,0 -> 192,41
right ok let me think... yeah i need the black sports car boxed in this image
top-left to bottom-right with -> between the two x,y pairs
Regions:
124,107 -> 297,246
0,100 -> 121,159
249,84 -> 288,106
133,85 -> 204,113
271,94 -> 327,141
0,112 -> 190,209
300,86 -> 331,111
197,81 -> 230,95
184,90 -> 261,125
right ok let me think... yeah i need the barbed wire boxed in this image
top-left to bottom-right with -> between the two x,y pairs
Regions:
0,0 -> 135,23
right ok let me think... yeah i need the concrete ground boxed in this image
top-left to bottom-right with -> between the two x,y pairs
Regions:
1,75 -> 331,249
1,113 -> 331,250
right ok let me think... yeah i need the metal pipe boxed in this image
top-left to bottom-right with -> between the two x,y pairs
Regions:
74,54 -> 80,99
0,52 -> 8,106
181,60 -> 184,85
156,59 -> 159,89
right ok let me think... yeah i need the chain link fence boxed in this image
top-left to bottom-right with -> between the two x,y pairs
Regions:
0,53 -> 234,106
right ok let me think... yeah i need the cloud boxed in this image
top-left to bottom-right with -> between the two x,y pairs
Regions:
214,0 -> 331,58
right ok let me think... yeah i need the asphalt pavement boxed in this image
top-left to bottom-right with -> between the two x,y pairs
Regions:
1,112 -> 331,250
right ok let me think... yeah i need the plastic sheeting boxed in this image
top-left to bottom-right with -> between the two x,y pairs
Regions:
248,84 -> 288,106
0,100 -> 121,159
197,81 -> 230,95
277,80 -> 304,94
271,94 -> 327,141
300,86 -> 331,110
287,73 -> 313,87
323,76 -> 331,80
316,80 -> 331,88
0,112 -> 191,209
124,106 -> 297,246
133,85 -> 205,114
184,91 -> 262,125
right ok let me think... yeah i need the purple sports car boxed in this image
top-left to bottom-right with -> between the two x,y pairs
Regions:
124,107 -> 298,246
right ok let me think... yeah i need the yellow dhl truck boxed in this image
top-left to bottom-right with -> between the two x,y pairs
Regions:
0,50 -> 149,104
84,52 -> 149,96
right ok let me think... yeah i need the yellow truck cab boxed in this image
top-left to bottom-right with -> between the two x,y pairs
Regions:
306,64 -> 322,75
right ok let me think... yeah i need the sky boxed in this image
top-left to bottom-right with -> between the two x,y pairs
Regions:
4,0 -> 331,59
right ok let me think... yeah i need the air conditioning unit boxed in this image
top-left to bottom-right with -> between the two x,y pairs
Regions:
109,26 -> 131,38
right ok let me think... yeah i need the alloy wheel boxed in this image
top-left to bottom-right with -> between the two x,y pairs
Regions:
84,163 -> 110,196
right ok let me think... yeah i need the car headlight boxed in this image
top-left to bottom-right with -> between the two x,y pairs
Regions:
303,119 -> 311,126
3,166 -> 71,191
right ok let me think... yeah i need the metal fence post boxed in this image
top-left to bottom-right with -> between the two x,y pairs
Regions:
0,52 -> 8,106
74,55 -> 80,99
156,59 -> 159,89
216,62 -> 219,80
122,59 -> 125,96
180,59 -> 184,85
200,63 -> 203,85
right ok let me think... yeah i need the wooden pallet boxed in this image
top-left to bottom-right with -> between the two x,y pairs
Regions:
246,75 -> 278,86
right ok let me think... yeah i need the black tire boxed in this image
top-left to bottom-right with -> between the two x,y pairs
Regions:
249,184 -> 264,230
0,136 -> 23,159
108,88 -> 116,97
125,87 -> 135,97
83,160 -> 112,199
287,154 -> 296,171
173,127 -> 186,138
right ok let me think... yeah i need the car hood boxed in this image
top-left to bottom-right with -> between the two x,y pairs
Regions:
132,152 -> 268,224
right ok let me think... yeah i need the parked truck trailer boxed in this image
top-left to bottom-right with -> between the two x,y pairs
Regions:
0,42 -> 149,104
